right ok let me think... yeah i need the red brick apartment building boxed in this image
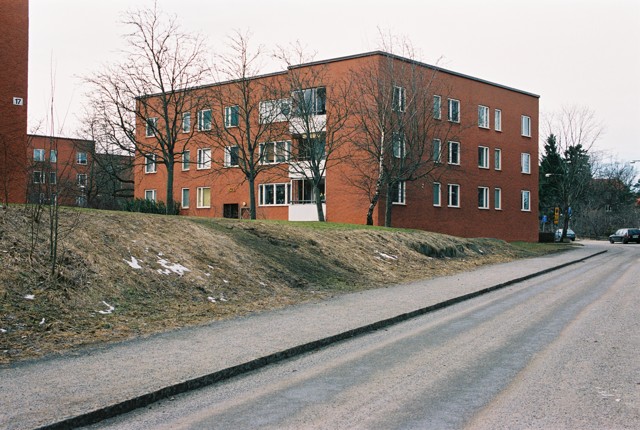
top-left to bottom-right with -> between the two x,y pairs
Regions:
0,0 -> 29,205
136,52 -> 539,242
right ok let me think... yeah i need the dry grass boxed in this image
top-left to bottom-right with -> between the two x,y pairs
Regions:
0,206 -> 555,365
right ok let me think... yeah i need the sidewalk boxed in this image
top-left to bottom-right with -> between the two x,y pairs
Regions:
0,243 -> 606,430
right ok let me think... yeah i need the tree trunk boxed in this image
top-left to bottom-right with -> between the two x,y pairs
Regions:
384,181 -> 394,227
248,176 -> 256,219
165,161 -> 174,214
314,182 -> 325,222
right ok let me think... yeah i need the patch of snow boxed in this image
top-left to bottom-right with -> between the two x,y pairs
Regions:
158,252 -> 164,256
0,328 -> 7,333
223,279 -> 229,284
207,296 -> 217,303
157,258 -> 190,276
157,268 -> 172,275
207,265 -> 215,270
39,318 -> 45,325
259,281 -> 266,287
219,294 -> 228,302
98,301 -> 115,315
375,251 -> 398,260
124,256 -> 142,269
24,294 -> 35,300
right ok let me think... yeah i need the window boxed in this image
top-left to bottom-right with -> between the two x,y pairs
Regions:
224,105 -> 239,128
259,99 -> 291,123
197,187 -> 211,208
182,151 -> 190,171
76,196 -> 87,207
76,152 -> 87,165
33,149 -> 45,162
144,153 -> 157,173
521,115 -> 531,137
494,148 -> 502,170
521,153 -> 531,174
433,95 -> 442,120
478,105 -> 489,129
145,117 -> 157,137
33,171 -> 45,184
145,189 -> 156,202
392,86 -> 406,112
181,188 -> 190,209
77,173 -> 87,187
478,146 -> 489,169
448,98 -> 460,123
432,139 -> 442,163
392,181 -> 406,204
197,148 -> 211,169
182,112 -> 191,133
448,184 -> 460,207
478,187 -> 489,209
50,150 -> 57,163
49,172 -> 57,184
292,87 -> 326,116
521,190 -> 531,211
260,141 -> 290,164
392,132 -> 405,158
448,141 -> 460,165
433,182 -> 441,206
495,109 -> 502,131
259,183 -> 290,206
198,109 -> 212,131
297,135 -> 325,161
494,188 -> 502,210
224,146 -> 240,167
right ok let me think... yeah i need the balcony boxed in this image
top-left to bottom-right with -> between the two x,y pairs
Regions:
289,114 -> 326,135
288,201 -> 326,221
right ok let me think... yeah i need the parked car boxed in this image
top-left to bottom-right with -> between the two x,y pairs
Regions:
608,228 -> 640,244
555,228 -> 576,241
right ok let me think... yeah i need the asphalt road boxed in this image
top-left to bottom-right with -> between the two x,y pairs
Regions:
88,243 -> 640,430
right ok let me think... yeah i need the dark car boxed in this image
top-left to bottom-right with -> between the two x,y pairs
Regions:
555,228 -> 576,241
609,228 -> 640,244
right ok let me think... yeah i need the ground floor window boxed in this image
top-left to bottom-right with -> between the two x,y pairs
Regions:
223,203 -> 239,218
433,182 -> 441,206
478,187 -> 489,209
448,184 -> 460,207
521,190 -> 531,211
291,179 -> 325,204
181,188 -> 190,209
392,181 -> 406,204
259,183 -> 290,206
494,188 -> 502,210
197,187 -> 211,208
144,189 -> 156,202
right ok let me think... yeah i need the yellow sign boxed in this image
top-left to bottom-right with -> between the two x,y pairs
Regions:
554,207 -> 560,225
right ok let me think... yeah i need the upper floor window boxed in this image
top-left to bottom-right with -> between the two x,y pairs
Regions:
145,117 -> 158,137
197,148 -> 211,169
494,148 -> 502,170
50,150 -> 57,163
224,105 -> 239,128
76,152 -> 87,165
494,109 -> 502,131
392,181 -> 406,204
392,132 -> 406,158
521,152 -> 531,174
260,141 -> 290,164
433,95 -> 442,120
448,184 -> 460,207
432,139 -> 442,163
259,99 -> 291,123
144,153 -> 156,173
448,141 -> 460,165
33,149 -> 45,162
181,151 -> 190,171
521,115 -> 531,137
77,173 -> 87,187
448,99 -> 460,123
182,112 -> 191,133
392,86 -> 406,112
297,135 -> 325,161
478,146 -> 489,169
521,190 -> 531,211
292,87 -> 326,116
224,146 -> 240,167
478,105 -> 489,129
198,109 -> 212,131
478,186 -> 489,209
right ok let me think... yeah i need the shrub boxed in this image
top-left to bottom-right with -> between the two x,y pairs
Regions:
122,198 -> 180,215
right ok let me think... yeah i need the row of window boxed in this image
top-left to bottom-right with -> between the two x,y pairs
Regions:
33,171 -> 87,186
33,149 -> 88,164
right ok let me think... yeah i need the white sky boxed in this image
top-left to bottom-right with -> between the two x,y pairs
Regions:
28,0 -> 640,162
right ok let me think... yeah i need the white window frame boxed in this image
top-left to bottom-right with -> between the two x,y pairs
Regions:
448,141 -> 460,165
197,148 -> 211,170
433,95 -> 442,120
33,171 -> 45,184
145,189 -> 156,202
494,109 -> 502,131
448,98 -> 460,123
521,115 -> 531,137
478,105 -> 489,129
197,109 -> 212,131
494,148 -> 502,171
392,85 -> 406,112
76,152 -> 87,165
49,172 -> 57,185
432,139 -> 442,163
33,148 -> 45,162
50,150 -> 57,163
259,99 -> 291,123
259,141 -> 290,164
433,182 -> 441,207
494,188 -> 502,210
292,87 -> 326,116
478,146 -> 489,169
182,150 -> 190,171
197,187 -> 211,208
392,132 -> 406,158
144,153 -> 157,173
259,183 -> 291,206
478,186 -> 489,209
224,145 -> 240,167
182,112 -> 191,133
77,173 -> 87,187
145,117 -> 158,137
392,181 -> 406,205
224,105 -> 239,128
521,152 -> 531,174
448,184 -> 460,208
521,190 -> 531,211
181,188 -> 190,209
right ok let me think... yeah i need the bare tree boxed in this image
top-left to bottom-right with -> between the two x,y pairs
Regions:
84,4 -> 210,213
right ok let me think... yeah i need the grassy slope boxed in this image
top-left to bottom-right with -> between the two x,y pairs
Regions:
0,206 -> 561,365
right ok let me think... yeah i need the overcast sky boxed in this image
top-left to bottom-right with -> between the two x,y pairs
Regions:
28,0 -> 640,162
